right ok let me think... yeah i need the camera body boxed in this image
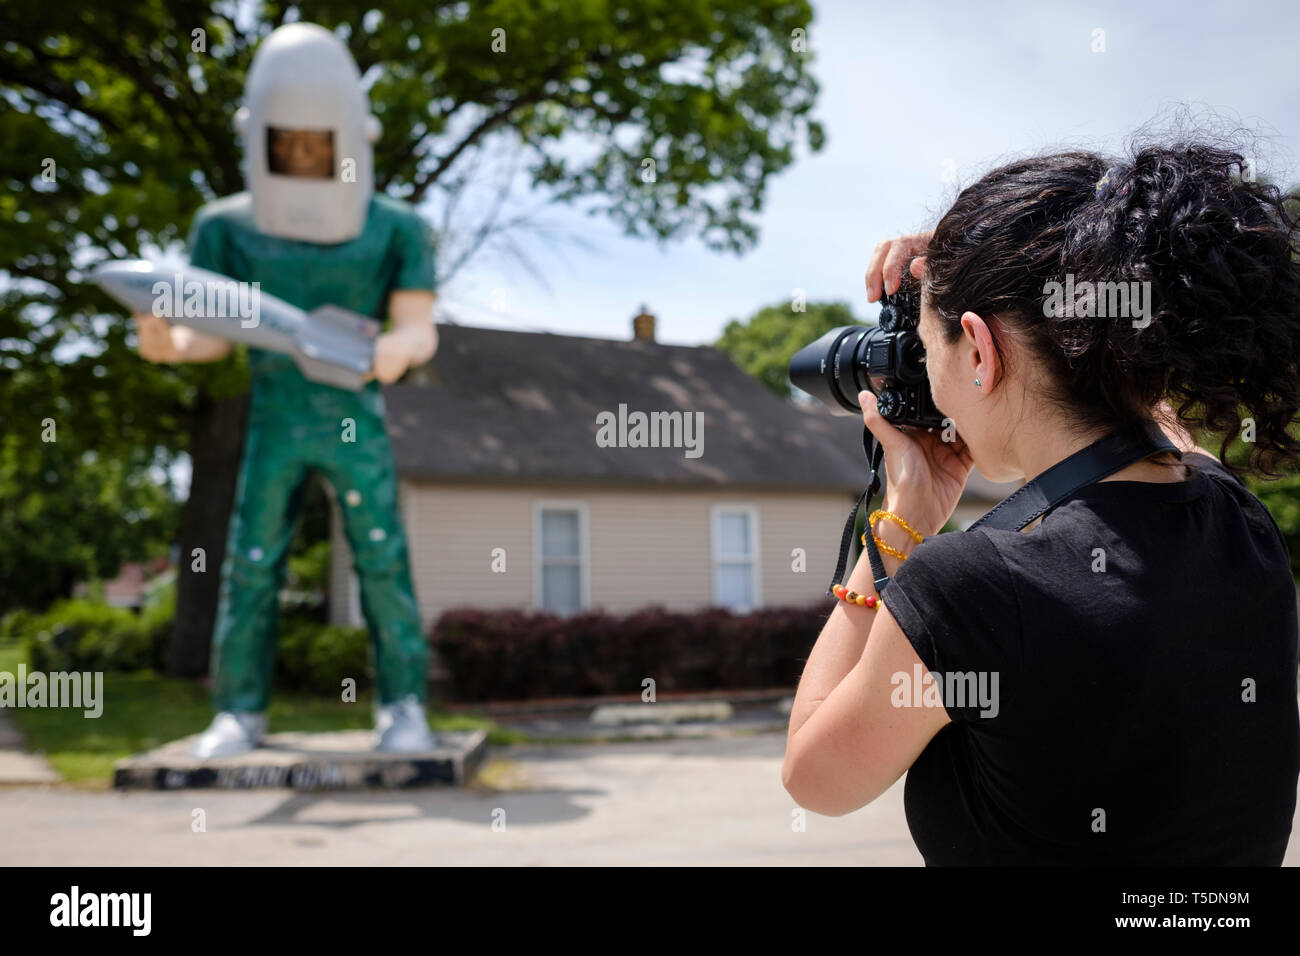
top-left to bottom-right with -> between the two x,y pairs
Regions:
788,276 -> 947,430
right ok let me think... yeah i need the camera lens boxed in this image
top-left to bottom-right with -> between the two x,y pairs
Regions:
788,326 -> 869,414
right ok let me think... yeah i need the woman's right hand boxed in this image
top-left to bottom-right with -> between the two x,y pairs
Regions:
134,312 -> 180,363
861,389 -> 974,539
864,231 -> 933,302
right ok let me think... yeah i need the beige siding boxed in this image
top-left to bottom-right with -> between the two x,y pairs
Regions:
329,481 -> 858,627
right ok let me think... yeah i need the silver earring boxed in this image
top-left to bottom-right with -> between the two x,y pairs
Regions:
974,378 -> 981,387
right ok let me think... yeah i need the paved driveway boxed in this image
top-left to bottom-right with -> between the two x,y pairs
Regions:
0,734 -> 920,866
1,731 -> 1296,866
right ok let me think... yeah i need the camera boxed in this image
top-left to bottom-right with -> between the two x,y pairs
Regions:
787,272 -> 946,430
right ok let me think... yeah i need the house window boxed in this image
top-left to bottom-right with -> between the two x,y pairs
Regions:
711,505 -> 760,612
535,503 -> 588,615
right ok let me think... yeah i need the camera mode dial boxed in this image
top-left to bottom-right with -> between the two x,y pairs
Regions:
875,389 -> 903,419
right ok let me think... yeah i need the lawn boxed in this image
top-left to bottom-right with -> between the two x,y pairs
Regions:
0,640 -> 527,787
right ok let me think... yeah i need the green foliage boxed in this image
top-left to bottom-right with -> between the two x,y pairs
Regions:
0,430 -> 176,613
138,575 -> 176,650
4,576 -> 174,673
287,527 -> 332,594
17,598 -> 162,674
0,607 -> 37,645
2,575 -> 376,695
275,615 -> 369,694
715,299 -> 862,397
1249,474 -> 1300,578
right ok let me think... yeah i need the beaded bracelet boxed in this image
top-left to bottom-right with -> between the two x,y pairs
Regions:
863,533 -> 907,561
832,585 -> 880,609
860,509 -> 925,560
865,509 -> 925,544
833,509 -> 924,607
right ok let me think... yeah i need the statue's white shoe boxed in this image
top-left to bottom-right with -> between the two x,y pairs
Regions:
190,711 -> 267,759
374,694 -> 438,752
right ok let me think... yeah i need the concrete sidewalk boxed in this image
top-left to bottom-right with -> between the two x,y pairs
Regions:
490,696 -> 791,742
445,688 -> 792,737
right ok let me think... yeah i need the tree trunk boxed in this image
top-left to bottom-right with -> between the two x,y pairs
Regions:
166,392 -> 248,677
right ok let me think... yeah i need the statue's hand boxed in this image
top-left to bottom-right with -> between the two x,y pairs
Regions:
135,312 -> 181,363
369,330 -> 414,384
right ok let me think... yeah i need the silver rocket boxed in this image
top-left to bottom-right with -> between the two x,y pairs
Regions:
93,259 -> 378,391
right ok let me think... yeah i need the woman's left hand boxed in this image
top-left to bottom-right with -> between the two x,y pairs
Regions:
860,389 -> 975,537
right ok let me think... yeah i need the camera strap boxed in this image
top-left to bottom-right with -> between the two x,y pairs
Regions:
827,419 -> 1180,598
828,426 -> 888,596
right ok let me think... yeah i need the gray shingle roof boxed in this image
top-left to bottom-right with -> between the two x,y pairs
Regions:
383,322 -> 1020,502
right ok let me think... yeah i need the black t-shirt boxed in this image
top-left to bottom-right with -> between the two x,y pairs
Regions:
884,451 -> 1300,865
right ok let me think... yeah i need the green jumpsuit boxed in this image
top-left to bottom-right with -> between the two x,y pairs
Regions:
189,192 -> 434,713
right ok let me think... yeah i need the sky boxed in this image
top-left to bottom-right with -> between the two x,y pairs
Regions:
433,0 -> 1300,347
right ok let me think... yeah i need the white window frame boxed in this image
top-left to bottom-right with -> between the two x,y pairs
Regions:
533,500 -> 591,615
710,503 -> 762,612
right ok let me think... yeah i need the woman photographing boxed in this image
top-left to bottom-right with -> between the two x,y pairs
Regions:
782,142 -> 1300,865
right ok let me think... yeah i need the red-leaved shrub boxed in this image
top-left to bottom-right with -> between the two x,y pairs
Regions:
429,602 -> 834,702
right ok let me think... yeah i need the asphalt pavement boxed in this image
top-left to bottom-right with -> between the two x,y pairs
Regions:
0,733 -> 922,865
2,700 -> 1298,866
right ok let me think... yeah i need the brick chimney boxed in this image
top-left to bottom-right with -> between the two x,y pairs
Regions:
632,304 -> 656,342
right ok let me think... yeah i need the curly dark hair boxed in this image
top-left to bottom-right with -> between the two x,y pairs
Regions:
922,141 -> 1300,480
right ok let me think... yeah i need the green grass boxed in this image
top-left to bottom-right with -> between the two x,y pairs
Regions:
0,640 -> 529,786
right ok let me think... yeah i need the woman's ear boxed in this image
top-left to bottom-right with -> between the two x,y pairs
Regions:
961,311 -> 1000,384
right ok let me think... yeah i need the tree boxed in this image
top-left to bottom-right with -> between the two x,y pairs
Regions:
0,1 -> 824,671
0,429 -> 175,614
715,299 -> 860,398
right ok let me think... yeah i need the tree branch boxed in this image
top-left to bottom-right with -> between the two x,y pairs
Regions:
408,97 -> 538,202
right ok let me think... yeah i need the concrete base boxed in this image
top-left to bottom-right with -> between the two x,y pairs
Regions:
113,729 -> 488,791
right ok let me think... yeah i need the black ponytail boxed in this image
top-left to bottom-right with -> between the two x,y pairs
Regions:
923,140 -> 1300,480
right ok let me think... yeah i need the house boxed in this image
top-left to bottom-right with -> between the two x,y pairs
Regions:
74,556 -> 172,610
328,312 -> 1021,627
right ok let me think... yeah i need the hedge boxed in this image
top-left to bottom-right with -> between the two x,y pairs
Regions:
428,603 -> 834,702
13,597 -> 168,674
3,595 -> 835,704
274,616 -> 369,692
0,589 -> 369,692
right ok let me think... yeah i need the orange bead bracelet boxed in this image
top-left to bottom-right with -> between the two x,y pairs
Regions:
832,585 -> 879,609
